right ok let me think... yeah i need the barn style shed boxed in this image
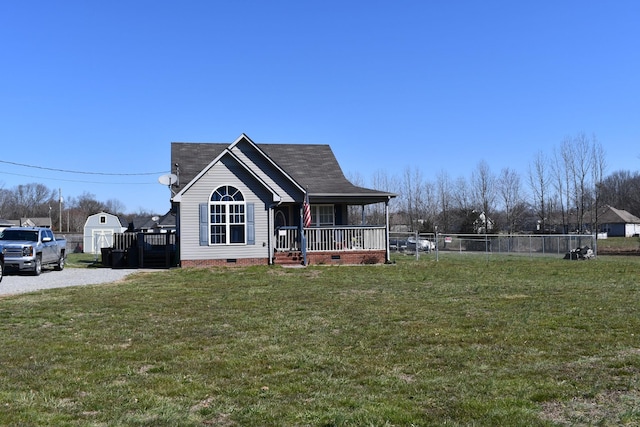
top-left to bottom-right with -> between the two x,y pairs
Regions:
83,212 -> 127,254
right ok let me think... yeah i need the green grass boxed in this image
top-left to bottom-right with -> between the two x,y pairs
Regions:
1,255 -> 640,426
597,236 -> 640,253
65,252 -> 104,268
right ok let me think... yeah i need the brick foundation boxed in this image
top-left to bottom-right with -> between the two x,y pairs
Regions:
181,258 -> 268,268
307,250 -> 386,265
180,250 -> 387,268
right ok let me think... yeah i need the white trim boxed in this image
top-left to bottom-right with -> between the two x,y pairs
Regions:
207,185 -> 247,246
229,134 -> 306,194
172,137 -> 283,204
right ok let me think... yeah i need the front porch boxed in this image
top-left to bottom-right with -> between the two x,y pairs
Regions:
274,226 -> 388,265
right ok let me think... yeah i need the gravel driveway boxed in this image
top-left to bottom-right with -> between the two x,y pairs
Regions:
0,268 -> 144,296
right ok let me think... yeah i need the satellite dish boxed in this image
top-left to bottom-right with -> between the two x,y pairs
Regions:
152,216 -> 160,222
158,174 -> 178,186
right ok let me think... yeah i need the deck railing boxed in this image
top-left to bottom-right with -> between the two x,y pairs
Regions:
275,226 -> 387,252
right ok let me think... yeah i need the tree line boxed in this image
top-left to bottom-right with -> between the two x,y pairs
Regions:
3,132 -> 638,236
0,185 -> 155,233
352,132 -> 640,235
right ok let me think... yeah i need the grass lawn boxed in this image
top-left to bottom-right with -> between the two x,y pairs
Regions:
1,254 -> 639,426
597,237 -> 640,254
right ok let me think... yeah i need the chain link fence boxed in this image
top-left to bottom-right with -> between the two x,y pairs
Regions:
390,232 -> 597,259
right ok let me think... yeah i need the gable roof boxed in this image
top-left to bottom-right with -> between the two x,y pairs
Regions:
599,205 -> 640,224
87,211 -> 128,227
12,217 -> 52,227
126,211 -> 176,231
171,134 -> 395,204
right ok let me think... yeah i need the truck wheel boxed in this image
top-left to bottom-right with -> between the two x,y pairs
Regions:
33,255 -> 42,276
55,254 -> 65,271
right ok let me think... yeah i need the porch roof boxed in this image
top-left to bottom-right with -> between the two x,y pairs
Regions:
171,137 -> 395,205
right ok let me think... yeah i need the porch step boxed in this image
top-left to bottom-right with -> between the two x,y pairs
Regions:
274,251 -> 304,266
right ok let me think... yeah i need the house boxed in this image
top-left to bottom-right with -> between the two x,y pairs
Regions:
171,133 -> 396,266
83,212 -> 128,254
0,218 -> 13,232
598,205 -> 640,237
8,217 -> 52,228
126,211 -> 176,233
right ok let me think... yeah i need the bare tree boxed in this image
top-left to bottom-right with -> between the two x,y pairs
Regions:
451,175 -> 475,233
371,169 -> 401,226
471,160 -> 496,230
401,166 -> 426,231
497,167 -> 523,234
0,188 -> 11,218
74,192 -> 107,224
600,170 -> 640,215
420,180 -> 437,232
452,176 -> 472,212
551,146 -> 569,232
436,171 -> 454,233
590,140 -> 607,235
528,151 -> 550,232
104,198 -> 127,216
5,183 -> 55,219
571,133 -> 592,232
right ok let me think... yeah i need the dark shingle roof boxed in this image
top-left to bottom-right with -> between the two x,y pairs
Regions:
599,205 -> 640,224
171,142 -> 227,192
171,140 -> 394,203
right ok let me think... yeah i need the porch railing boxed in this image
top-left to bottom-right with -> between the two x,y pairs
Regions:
275,226 -> 387,252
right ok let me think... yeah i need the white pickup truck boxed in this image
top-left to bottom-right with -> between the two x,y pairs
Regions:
0,227 -> 67,276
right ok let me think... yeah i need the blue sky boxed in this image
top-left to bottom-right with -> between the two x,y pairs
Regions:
1,1 -> 639,214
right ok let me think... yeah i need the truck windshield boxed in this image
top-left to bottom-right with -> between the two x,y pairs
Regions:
0,230 -> 39,242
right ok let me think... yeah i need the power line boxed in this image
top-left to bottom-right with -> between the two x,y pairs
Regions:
0,159 -> 167,176
0,170 -> 158,185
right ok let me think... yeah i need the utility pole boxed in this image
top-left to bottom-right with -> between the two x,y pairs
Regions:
59,188 -> 63,232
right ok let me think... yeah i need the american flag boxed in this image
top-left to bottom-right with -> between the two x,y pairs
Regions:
303,192 -> 312,228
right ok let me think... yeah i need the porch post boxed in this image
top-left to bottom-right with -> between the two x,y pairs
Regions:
267,205 -> 274,265
300,204 -> 308,265
385,197 -> 391,263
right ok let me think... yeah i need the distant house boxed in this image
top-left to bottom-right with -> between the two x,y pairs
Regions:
7,217 -> 52,228
126,212 -> 176,233
0,218 -> 13,231
83,212 -> 127,254
170,133 -> 395,266
598,205 -> 640,237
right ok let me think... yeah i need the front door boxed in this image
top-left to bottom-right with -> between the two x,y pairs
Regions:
275,210 -> 285,229
274,206 -> 297,251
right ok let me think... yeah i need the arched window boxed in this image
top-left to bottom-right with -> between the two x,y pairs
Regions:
209,185 -> 245,244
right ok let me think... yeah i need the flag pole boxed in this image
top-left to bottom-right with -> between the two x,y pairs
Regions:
301,189 -> 311,266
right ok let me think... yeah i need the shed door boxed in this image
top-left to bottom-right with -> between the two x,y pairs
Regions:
92,230 -> 114,254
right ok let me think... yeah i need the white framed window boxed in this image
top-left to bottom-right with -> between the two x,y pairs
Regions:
311,205 -> 334,227
209,185 -> 245,245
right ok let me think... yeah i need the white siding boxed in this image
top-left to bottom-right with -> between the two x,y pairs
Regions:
625,223 -> 640,237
